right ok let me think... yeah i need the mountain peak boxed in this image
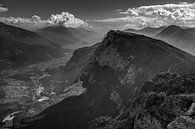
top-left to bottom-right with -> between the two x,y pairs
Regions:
89,30 -> 194,74
105,30 -> 127,41
103,30 -> 142,44
162,25 -> 183,33
106,30 -> 136,37
155,25 -> 183,38
166,25 -> 182,29
101,30 -> 183,56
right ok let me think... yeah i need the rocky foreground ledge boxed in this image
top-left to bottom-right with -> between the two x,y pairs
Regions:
85,72 -> 195,129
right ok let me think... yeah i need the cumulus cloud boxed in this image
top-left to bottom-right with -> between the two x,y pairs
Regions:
48,12 -> 88,27
92,2 -> 195,29
0,4 -> 8,13
120,2 -> 195,20
0,15 -> 43,24
0,12 -> 88,28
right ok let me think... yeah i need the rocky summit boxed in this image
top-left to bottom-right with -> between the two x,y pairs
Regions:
17,30 -> 195,129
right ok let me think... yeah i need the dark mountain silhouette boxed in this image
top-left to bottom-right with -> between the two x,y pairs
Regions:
0,22 -> 59,47
37,26 -> 102,49
18,30 -> 195,129
156,25 -> 195,55
0,22 -> 66,69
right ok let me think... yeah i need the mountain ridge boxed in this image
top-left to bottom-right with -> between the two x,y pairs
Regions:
0,22 -> 67,69
37,26 -> 102,49
124,26 -> 166,37
125,25 -> 195,55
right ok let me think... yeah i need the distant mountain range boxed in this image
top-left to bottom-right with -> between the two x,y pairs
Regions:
0,22 -> 68,69
37,26 -> 102,49
125,26 -> 165,37
18,30 -> 195,129
125,25 -> 195,55
0,22 -> 103,69
0,22 -> 58,47
156,25 -> 195,55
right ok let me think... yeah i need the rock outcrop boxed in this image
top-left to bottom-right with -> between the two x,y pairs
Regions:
86,72 -> 195,129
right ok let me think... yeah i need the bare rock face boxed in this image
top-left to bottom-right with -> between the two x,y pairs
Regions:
134,113 -> 163,129
167,102 -> 195,129
94,39 -> 130,71
186,103 -> 195,116
167,116 -> 195,129
85,116 -> 133,129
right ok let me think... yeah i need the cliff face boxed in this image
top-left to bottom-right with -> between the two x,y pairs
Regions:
81,30 -> 194,94
17,30 -> 195,129
62,43 -> 100,83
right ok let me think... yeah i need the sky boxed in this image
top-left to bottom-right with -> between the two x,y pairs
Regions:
0,0 -> 195,31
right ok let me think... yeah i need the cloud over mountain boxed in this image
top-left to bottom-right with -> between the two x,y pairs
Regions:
48,12 -> 88,27
0,12 -> 88,28
92,2 -> 195,29
0,4 -> 8,13
0,15 -> 42,24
